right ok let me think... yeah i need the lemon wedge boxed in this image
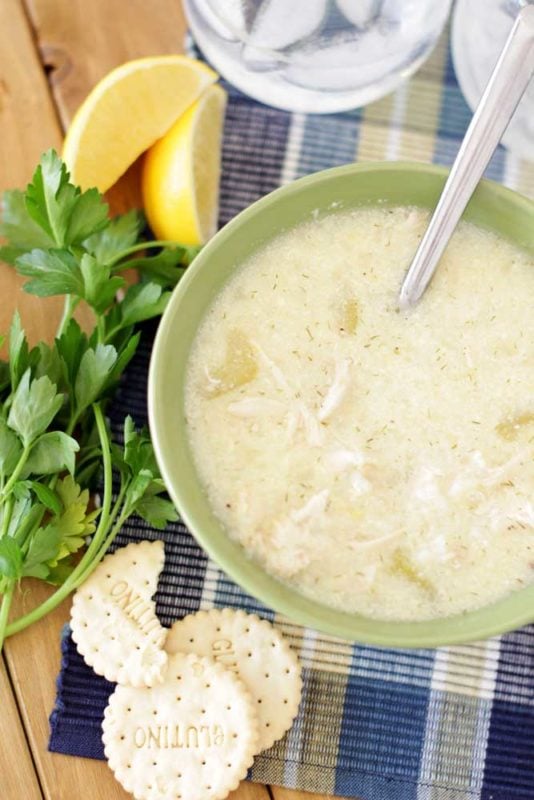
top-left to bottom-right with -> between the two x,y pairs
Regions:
142,84 -> 227,246
63,56 -> 218,192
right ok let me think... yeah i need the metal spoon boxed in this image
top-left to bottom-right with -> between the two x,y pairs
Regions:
399,3 -> 534,309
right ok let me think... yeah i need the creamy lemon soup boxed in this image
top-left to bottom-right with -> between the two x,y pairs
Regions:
185,207 -> 534,621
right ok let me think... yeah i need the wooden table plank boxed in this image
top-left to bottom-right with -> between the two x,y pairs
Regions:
3,2 -> 304,799
0,0 -> 65,344
0,658 -> 43,799
25,0 -> 193,131
228,784 -> 272,800
6,582 -> 141,800
273,790 -> 349,800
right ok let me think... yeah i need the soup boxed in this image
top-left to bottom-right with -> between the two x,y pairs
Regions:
184,206 -> 534,621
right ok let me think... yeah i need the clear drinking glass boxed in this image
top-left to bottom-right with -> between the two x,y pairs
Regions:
184,0 -> 453,113
452,0 -> 534,161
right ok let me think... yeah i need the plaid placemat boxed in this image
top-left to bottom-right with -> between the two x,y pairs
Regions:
49,30 -> 534,800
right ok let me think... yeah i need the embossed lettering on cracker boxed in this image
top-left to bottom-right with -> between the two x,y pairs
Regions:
166,608 -> 302,752
102,652 -> 259,800
71,540 -> 167,686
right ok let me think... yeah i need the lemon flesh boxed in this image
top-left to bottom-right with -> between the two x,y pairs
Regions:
142,84 -> 227,246
63,55 -> 218,192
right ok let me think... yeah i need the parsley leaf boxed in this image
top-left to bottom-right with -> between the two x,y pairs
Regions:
122,246 -> 191,286
46,560 -> 76,586
22,431 -> 79,477
22,525 -> 62,579
34,342 -> 63,387
0,538 -> 23,580
7,370 -> 63,446
51,476 -> 99,561
25,150 -> 108,248
9,312 -> 39,390
105,332 -> 140,386
120,282 -> 170,327
134,491 -> 178,529
74,344 -> 117,414
118,419 -> 177,528
103,283 -> 171,341
84,209 -> 142,263
65,188 -> 109,245
16,248 -> 84,297
55,319 -> 88,389
0,418 -> 22,477
25,150 -> 75,245
123,416 -> 159,476
26,481 -> 62,515
0,189 -> 54,262
0,489 -> 43,543
0,362 -> 9,395
80,253 -> 125,314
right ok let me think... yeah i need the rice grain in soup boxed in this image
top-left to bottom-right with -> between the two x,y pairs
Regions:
184,206 -> 534,621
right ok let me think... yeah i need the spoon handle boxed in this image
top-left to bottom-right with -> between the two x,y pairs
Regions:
399,4 -> 534,309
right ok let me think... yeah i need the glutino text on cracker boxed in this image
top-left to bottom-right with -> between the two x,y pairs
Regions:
133,724 -> 226,750
210,638 -> 239,673
110,579 -> 162,636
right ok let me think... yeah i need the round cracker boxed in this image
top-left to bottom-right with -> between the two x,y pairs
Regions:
71,540 -> 167,687
166,609 -> 302,752
102,652 -> 258,800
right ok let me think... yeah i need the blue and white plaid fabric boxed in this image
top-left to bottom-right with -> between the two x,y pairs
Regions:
49,30 -> 534,800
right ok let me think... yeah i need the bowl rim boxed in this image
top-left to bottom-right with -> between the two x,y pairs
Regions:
148,160 -> 534,647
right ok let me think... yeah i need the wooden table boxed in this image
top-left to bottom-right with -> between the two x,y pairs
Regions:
0,3 -> 338,799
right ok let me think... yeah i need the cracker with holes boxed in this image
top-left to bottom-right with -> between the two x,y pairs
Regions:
103,652 -> 258,800
71,540 -> 167,687
166,609 -> 302,752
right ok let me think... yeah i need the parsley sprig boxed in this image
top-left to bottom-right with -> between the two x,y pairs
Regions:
0,150 -> 195,648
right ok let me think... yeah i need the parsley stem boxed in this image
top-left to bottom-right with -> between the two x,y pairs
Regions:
96,315 -> 106,344
109,240 -> 200,268
0,582 -> 14,650
72,510 -> 128,588
0,497 -> 14,539
56,295 -> 80,339
108,485 -> 127,531
4,402 -> 113,638
0,444 -> 32,504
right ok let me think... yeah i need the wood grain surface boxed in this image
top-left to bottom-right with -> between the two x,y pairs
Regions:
0,0 -> 64,344
0,659 -> 43,799
0,2 -> 330,799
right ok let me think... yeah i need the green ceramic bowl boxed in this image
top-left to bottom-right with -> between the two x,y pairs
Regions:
148,162 -> 534,648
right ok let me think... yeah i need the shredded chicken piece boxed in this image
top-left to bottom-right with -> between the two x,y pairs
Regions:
351,472 -> 372,495
480,451 -> 528,486
318,358 -> 352,421
269,518 -> 312,577
348,530 -> 403,551
412,466 -> 445,506
251,342 -> 322,444
286,410 -> 299,441
252,341 -> 292,393
262,490 -> 331,578
298,401 -> 324,446
413,534 -> 450,565
326,448 -> 365,473
291,489 -> 330,523
449,450 -> 527,497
